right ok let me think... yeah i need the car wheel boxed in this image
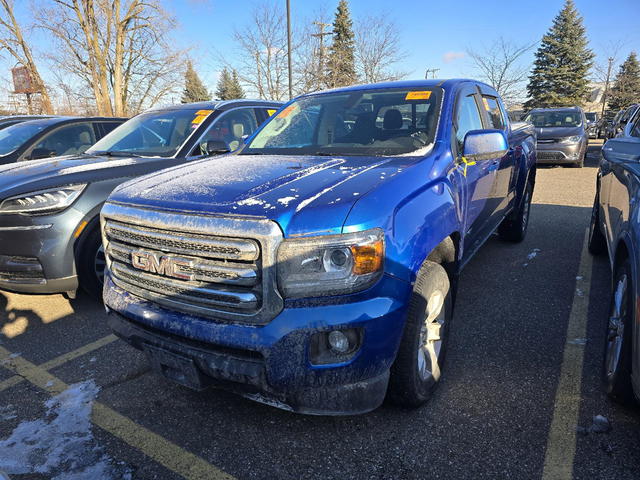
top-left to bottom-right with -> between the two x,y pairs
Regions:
78,226 -> 106,299
388,261 -> 452,407
603,259 -> 636,404
498,181 -> 532,243
588,193 -> 607,255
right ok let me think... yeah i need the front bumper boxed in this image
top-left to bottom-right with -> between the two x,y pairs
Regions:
0,208 -> 85,294
535,140 -> 585,164
104,272 -> 412,415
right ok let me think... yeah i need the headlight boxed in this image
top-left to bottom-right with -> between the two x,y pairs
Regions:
277,228 -> 384,299
559,136 -> 582,144
0,184 -> 87,215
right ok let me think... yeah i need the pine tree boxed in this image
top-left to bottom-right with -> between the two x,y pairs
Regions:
215,67 -> 246,100
525,0 -> 594,109
326,0 -> 357,88
181,61 -> 211,104
608,52 -> 640,112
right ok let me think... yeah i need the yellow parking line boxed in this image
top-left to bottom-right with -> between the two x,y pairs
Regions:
0,346 -> 234,480
0,334 -> 117,393
542,230 -> 593,479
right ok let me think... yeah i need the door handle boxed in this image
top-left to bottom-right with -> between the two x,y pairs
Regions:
489,160 -> 500,171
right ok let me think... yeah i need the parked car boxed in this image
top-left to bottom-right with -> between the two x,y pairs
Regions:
101,79 -> 537,414
589,104 -> 640,404
597,116 -> 613,139
524,106 -> 588,167
0,99 -> 281,298
610,104 -> 640,138
0,115 -> 57,132
0,116 -> 125,165
585,112 -> 599,139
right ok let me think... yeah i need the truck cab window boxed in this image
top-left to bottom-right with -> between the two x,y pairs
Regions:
456,94 -> 483,153
197,108 -> 258,154
483,96 -> 505,130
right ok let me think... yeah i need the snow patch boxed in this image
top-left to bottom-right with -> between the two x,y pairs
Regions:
0,380 -> 130,479
527,252 -> 537,259
277,196 -> 296,206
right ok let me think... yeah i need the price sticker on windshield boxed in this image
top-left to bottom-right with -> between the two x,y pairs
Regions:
405,91 -> 431,100
482,98 -> 491,111
196,110 -> 213,116
192,115 -> 207,124
277,105 -> 297,118
267,109 -> 277,116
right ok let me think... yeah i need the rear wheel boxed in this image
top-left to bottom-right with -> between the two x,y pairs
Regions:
77,226 -> 106,299
388,261 -> 452,407
588,193 -> 607,255
498,181 -> 532,243
603,259 -> 636,404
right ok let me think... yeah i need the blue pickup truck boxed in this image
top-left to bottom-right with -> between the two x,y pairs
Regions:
101,80 -> 536,414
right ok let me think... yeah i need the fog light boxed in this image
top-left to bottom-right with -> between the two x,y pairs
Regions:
328,330 -> 350,354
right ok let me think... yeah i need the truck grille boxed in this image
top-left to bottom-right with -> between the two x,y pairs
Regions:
537,151 -> 566,161
101,203 -> 284,324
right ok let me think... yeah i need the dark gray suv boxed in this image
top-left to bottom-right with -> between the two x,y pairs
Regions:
524,107 -> 588,168
0,99 -> 282,298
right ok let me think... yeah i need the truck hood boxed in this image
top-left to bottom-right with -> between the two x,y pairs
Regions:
109,154 -> 414,237
535,126 -> 583,140
0,154 -> 189,199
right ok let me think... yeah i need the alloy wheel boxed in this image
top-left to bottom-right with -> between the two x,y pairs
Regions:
417,290 -> 445,382
605,274 -> 627,381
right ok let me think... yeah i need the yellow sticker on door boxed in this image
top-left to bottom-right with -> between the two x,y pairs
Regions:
405,91 -> 432,100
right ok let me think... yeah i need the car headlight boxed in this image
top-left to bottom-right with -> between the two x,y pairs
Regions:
0,184 -> 87,215
559,136 -> 582,144
277,228 -> 384,299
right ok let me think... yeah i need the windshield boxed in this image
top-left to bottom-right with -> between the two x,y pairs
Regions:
0,121 -> 50,156
87,107 -> 211,157
585,113 -> 597,122
525,111 -> 582,128
243,88 -> 442,157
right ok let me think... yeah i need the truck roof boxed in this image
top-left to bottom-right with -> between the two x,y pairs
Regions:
300,79 -> 492,97
147,99 -> 283,113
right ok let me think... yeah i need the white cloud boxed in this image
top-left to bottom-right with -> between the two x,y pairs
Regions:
443,51 -> 465,63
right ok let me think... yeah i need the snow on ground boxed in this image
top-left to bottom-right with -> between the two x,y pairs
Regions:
0,380 -> 130,479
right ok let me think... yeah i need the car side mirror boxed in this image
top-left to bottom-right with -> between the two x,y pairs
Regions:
27,148 -> 58,160
205,140 -> 231,156
462,130 -> 509,162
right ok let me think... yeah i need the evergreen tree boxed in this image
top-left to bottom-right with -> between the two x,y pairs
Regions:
525,0 -> 594,108
326,0 -> 357,88
181,60 -> 211,103
215,67 -> 246,100
608,52 -> 640,112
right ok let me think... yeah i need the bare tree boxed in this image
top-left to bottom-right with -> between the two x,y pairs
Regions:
220,1 -> 305,101
354,11 -> 409,84
465,36 -> 536,108
0,0 -> 53,113
38,0 -> 186,116
591,38 -> 632,115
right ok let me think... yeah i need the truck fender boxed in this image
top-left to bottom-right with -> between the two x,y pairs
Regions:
507,135 -> 536,220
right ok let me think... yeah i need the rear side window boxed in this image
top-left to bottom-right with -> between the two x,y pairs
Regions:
100,122 -> 121,136
631,115 -> 640,138
482,96 -> 505,130
456,95 -> 483,153
196,108 -> 259,154
35,123 -> 96,156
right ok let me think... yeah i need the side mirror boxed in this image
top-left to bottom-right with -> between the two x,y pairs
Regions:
603,139 -> 640,162
205,140 -> 231,156
462,130 -> 509,162
27,148 -> 58,160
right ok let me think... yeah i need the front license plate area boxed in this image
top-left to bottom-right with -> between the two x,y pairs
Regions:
142,344 -> 213,391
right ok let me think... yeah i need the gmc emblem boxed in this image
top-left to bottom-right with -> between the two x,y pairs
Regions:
131,251 -> 192,281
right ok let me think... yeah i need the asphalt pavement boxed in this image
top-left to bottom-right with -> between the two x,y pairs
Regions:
1,139 -> 639,479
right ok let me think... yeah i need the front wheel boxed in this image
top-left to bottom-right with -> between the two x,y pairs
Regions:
588,193 -> 607,255
603,259 -> 636,404
77,226 -> 106,299
498,181 -> 532,243
388,261 -> 452,407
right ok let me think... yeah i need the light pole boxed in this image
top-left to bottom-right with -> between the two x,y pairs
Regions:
286,0 -> 293,100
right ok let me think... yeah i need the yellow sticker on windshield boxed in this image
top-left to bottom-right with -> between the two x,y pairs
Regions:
405,91 -> 431,100
482,98 -> 491,111
267,109 -> 277,116
196,110 -> 213,116
192,115 -> 207,124
277,105 -> 297,118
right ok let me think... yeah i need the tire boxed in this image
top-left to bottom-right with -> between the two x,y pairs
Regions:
388,261 -> 452,407
498,181 -> 533,243
77,226 -> 106,299
588,193 -> 607,255
603,259 -> 636,404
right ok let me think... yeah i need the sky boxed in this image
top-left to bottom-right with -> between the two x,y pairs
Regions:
172,0 -> 640,93
2,0 -> 639,107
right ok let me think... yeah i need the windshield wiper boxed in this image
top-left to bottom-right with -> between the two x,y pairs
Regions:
313,152 -> 335,156
92,151 -> 142,157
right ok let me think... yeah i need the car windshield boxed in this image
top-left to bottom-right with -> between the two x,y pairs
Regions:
87,107 -> 209,157
0,121 -> 52,156
524,111 -> 582,128
243,87 -> 442,157
585,113 -> 597,122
